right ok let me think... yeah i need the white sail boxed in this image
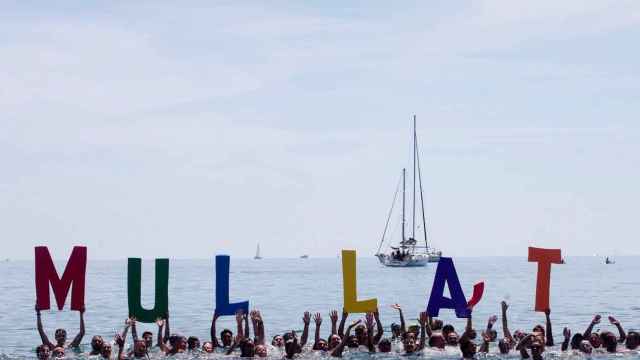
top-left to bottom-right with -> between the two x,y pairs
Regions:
254,243 -> 262,259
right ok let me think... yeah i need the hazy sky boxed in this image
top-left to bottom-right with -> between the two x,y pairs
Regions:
2,1 -> 640,260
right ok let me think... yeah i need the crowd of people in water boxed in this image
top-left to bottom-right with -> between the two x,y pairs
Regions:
35,301 -> 640,359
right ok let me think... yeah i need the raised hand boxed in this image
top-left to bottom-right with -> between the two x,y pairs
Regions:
419,312 -> 428,327
365,312 -> 375,330
115,334 -> 125,347
592,315 -> 601,324
314,313 -> 322,326
544,308 -> 551,316
302,311 -> 311,325
156,318 -> 164,327
235,309 -> 244,323
125,318 -> 135,327
488,315 -> 498,326
329,310 -> 338,323
501,301 -> 508,312
608,316 -> 620,325
482,331 -> 491,342
391,303 -> 402,311
563,327 -> 571,339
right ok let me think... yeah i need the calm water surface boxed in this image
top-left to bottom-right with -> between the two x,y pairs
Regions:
1,257 -> 638,359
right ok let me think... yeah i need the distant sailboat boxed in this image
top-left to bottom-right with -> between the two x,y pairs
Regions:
605,256 -> 615,264
300,254 -> 309,259
254,243 -> 262,260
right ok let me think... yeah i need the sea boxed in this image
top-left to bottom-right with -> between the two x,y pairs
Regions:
1,256 -> 638,359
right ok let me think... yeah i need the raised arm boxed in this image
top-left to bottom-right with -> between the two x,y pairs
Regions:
69,306 -> 85,348
244,312 -> 250,341
365,313 -> 375,353
331,320 -> 360,358
544,309 -> 554,346
608,316 -> 626,343
561,328 -> 570,351
210,312 -> 220,347
480,332 -> 491,353
464,313 -> 474,337
391,304 -> 406,335
163,312 -> 170,343
300,311 -> 311,347
131,317 -> 139,341
583,315 -> 600,338
373,309 -> 384,344
329,310 -> 338,338
418,312 -> 428,351
35,305 -> 54,348
250,311 -> 259,341
255,311 -> 265,345
338,311 -> 348,338
516,334 -> 534,359
501,301 -> 514,343
235,310 -> 244,338
115,334 -> 126,360
313,313 -> 322,349
156,318 -> 165,347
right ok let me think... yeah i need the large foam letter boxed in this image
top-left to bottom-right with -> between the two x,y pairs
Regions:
426,257 -> 484,318
528,247 -> 561,312
342,250 -> 377,313
214,255 -> 249,316
35,246 -> 87,311
127,258 -> 169,323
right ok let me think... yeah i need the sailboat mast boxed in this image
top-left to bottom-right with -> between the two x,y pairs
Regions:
416,132 -> 429,250
412,115 -> 417,243
402,168 -> 406,243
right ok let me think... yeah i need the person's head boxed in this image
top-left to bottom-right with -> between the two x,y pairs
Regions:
187,336 -> 200,351
347,335 -> 359,348
272,334 -> 284,347
532,324 -> 545,337
313,339 -> 328,351
202,341 -> 214,353
355,324 -> 367,342
391,323 -> 401,338
54,329 -> 67,346
442,324 -> 455,337
142,331 -> 153,348
100,343 -> 112,359
174,335 -> 188,352
513,330 -> 526,342
52,347 -> 65,359
600,331 -> 617,353
498,338 -> 512,354
255,344 -> 267,357
446,331 -> 459,346
240,338 -> 255,357
329,334 -> 341,349
221,329 -> 233,347
432,319 -> 443,331
570,333 -> 584,349
626,331 -> 640,350
378,338 -> 392,353
429,333 -> 446,349
403,332 -> 417,353
133,340 -> 147,358
579,340 -> 593,354
459,338 -> 476,359
91,335 -> 104,353
487,329 -> 498,342
36,344 -> 51,360
408,325 -> 420,338
588,332 -> 602,348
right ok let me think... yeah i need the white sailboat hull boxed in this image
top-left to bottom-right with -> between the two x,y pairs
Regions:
376,254 -> 428,267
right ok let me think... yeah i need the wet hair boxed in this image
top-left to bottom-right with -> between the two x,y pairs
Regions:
428,333 -> 445,348
187,336 -> 200,350
442,324 -> 455,335
54,329 -> 67,338
221,329 -> 233,338
36,344 -> 50,359
600,331 -> 617,353
432,319 -> 443,330
347,335 -> 359,348
142,331 -> 153,338
570,333 -> 584,349
459,337 -> 476,358
487,329 -> 497,342
378,338 -> 392,352
498,339 -> 510,354
626,331 -> 640,349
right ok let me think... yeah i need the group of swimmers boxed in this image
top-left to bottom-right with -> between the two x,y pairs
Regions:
35,301 -> 640,359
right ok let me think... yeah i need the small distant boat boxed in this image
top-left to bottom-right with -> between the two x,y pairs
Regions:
254,243 -> 262,260
605,256 -> 615,264
300,254 -> 309,259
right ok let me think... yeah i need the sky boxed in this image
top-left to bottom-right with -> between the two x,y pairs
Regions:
2,1 -> 640,260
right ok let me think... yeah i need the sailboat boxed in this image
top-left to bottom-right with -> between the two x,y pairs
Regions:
254,243 -> 262,260
375,116 -> 442,267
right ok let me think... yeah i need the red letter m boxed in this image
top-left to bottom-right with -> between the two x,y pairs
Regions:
35,246 -> 87,311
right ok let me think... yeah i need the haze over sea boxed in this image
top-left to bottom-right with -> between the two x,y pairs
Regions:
1,256 -> 638,359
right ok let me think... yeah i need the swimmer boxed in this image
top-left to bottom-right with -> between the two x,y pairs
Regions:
377,338 -> 392,353
625,331 -> 640,350
331,319 -> 361,357
600,331 -> 618,353
89,335 -> 105,355
300,311 -> 311,348
460,316 -> 479,359
329,310 -> 339,340
312,312 -> 328,351
608,316 -> 626,343
485,315 -> 498,342
100,343 -> 112,359
51,346 -> 65,359
583,314 -> 602,348
36,344 -> 51,360
516,333 -> 544,360
202,341 -> 214,353
187,336 -> 200,351
210,311 -> 234,349
162,334 -> 187,355
390,303 -> 406,338
561,327 -> 571,351
250,310 -> 265,345
36,304 -> 85,350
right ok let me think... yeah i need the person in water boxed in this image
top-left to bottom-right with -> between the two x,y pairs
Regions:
36,304 -> 85,350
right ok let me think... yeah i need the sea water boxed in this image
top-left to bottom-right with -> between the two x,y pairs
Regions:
1,256 -> 638,359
